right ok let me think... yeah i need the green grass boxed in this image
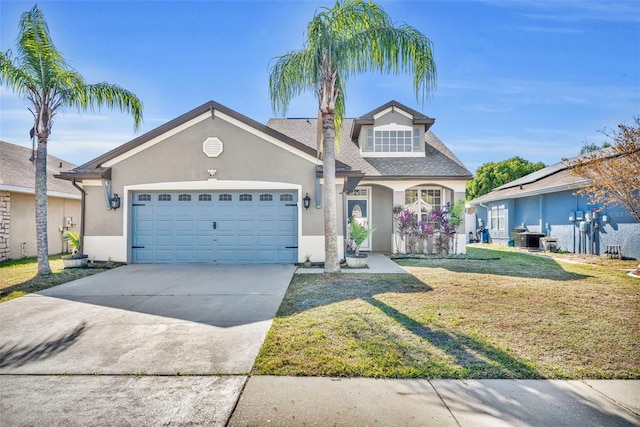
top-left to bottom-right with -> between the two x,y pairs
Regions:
253,247 -> 640,379
0,255 -> 111,303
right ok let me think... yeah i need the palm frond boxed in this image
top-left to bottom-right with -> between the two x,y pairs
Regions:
81,83 -> 144,130
269,49 -> 317,117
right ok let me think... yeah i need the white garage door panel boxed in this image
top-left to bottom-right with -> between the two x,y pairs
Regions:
132,190 -> 298,264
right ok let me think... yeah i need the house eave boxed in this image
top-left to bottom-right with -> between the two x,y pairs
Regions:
467,181 -> 589,206
55,168 -> 112,181
0,184 -> 81,200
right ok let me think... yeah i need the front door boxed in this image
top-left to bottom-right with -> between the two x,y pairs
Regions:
346,187 -> 371,251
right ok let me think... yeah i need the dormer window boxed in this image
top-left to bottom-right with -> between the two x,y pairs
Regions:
366,128 -> 420,152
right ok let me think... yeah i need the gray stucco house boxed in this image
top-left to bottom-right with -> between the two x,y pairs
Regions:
466,160 -> 640,260
56,100 -> 471,264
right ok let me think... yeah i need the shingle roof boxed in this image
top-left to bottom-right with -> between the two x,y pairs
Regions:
0,140 -> 79,197
468,147 -> 626,205
266,118 -> 472,179
467,164 -> 588,205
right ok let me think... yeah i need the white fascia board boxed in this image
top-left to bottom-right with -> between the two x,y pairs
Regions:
103,112 -> 211,167
0,184 -> 81,199
373,107 -> 412,120
214,109 -> 319,164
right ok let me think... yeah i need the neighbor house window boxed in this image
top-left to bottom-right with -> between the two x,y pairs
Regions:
405,188 -> 442,222
490,204 -> 506,231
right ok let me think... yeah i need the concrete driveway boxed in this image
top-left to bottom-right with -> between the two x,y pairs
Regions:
0,263 -> 295,375
1,263 -> 295,425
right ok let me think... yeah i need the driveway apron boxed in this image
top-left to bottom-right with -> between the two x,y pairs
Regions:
0,264 -> 295,375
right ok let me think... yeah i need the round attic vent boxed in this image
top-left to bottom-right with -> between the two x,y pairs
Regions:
203,137 -> 223,157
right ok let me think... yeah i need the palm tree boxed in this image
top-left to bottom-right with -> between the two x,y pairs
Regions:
0,5 -> 142,275
269,0 -> 436,273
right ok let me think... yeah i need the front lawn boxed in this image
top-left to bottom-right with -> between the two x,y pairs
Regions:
0,255 -> 111,303
253,247 -> 639,379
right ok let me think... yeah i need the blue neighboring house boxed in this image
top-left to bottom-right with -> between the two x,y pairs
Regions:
465,158 -> 640,260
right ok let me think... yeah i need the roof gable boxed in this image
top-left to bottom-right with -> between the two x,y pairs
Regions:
75,101 -> 327,172
351,100 -> 435,140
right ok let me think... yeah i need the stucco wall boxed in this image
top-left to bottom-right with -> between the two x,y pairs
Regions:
370,185 -> 393,252
7,192 -> 80,259
84,113 -> 325,237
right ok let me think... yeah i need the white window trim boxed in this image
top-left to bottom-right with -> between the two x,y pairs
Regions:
361,123 -> 422,157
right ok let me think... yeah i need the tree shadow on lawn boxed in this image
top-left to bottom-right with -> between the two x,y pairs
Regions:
398,249 -> 591,281
276,274 -> 542,379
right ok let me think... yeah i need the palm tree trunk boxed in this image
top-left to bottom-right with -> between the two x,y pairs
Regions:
35,138 -> 51,275
322,112 -> 340,274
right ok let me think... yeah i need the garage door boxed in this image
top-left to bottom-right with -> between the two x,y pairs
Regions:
131,190 -> 298,264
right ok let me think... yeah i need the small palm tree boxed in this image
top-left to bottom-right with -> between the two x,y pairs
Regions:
62,231 -> 81,255
269,0 -> 436,273
349,220 -> 374,256
0,5 -> 143,275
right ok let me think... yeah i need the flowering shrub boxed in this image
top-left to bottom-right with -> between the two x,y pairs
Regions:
393,202 -> 459,255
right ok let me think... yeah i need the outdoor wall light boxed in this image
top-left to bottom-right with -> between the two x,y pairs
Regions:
110,194 -> 121,211
303,193 -> 311,210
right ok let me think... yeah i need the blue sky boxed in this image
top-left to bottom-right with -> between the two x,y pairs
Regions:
1,1 -> 638,173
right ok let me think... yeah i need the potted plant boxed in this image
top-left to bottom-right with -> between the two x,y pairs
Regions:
303,254 -> 312,268
62,230 -> 88,268
345,219 -> 374,268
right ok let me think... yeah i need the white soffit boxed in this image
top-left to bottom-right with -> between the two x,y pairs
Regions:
203,137 -> 223,157
373,107 -> 413,120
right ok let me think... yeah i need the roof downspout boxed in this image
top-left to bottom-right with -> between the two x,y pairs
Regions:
71,179 -> 86,255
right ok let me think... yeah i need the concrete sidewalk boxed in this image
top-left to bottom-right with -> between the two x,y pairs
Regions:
296,252 -> 409,274
229,377 -> 640,426
2,375 -> 637,426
